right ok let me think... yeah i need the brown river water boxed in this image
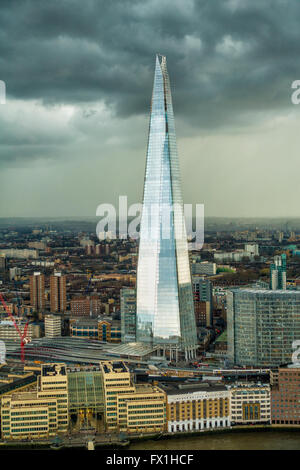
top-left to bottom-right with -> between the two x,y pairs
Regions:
128,431 -> 300,450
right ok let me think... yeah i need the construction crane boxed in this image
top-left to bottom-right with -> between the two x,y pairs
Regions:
0,292 -> 30,363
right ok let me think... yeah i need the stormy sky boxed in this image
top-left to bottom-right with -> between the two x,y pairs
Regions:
0,0 -> 300,218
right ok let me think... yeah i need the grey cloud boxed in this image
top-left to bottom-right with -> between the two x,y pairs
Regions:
0,0 -> 299,126
1,0 -> 300,219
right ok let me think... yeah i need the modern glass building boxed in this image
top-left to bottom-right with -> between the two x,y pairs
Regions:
121,288 -> 136,343
227,289 -> 300,367
136,55 -> 197,360
67,369 -> 104,414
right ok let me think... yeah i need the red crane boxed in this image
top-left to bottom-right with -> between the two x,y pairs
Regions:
0,292 -> 30,362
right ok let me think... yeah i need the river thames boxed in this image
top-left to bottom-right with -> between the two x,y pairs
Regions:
129,431 -> 300,450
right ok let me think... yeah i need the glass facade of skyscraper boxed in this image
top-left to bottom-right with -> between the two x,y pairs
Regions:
136,55 -> 197,360
227,289 -> 300,367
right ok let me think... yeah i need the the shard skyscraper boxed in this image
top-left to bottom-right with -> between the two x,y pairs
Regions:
136,55 -> 198,360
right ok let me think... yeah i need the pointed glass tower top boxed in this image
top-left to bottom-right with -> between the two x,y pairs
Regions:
136,55 -> 197,360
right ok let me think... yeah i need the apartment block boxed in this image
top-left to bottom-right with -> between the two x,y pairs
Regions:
30,272 -> 45,311
50,272 -> 67,313
70,295 -> 102,317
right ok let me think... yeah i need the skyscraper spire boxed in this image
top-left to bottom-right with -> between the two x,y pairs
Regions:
136,55 -> 197,361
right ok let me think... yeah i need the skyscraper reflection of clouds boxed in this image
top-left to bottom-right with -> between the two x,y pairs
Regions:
136,55 -> 197,361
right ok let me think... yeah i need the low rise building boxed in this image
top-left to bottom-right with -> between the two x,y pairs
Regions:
229,383 -> 271,425
98,319 -> 121,343
70,297 -> 90,316
117,384 -> 166,434
44,314 -> 61,338
1,392 -> 58,440
100,361 -> 166,434
191,261 -> 216,276
0,364 -> 38,398
271,365 -> 300,425
0,249 -> 38,259
70,318 -> 98,339
70,295 -> 102,317
165,383 -> 230,432
1,363 -> 69,439
0,320 -> 35,342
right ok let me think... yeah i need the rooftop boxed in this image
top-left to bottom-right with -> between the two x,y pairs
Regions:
101,361 -> 129,375
231,288 -> 300,295
162,382 -> 228,395
106,342 -> 159,358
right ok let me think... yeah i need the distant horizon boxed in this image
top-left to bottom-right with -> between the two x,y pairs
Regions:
1,216 -> 300,221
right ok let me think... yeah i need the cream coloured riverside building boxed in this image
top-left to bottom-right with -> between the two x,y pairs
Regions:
229,383 -> 271,424
44,314 -> 61,338
37,363 -> 68,432
1,363 -> 69,439
165,384 -> 230,432
100,361 -> 166,434
1,393 -> 58,439
116,383 -> 166,434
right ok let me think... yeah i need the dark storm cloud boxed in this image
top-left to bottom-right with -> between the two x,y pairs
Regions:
0,0 -> 299,128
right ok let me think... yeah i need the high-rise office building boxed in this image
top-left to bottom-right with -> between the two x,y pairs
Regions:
0,254 -> 6,272
30,272 -> 45,311
227,289 -> 300,367
50,272 -> 66,312
136,55 -> 197,361
270,253 -> 286,290
192,276 -> 213,327
1,393 -> 60,440
121,288 -> 136,343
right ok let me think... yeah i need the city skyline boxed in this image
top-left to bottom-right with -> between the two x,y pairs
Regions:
1,0 -> 300,453
1,1 -> 300,218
